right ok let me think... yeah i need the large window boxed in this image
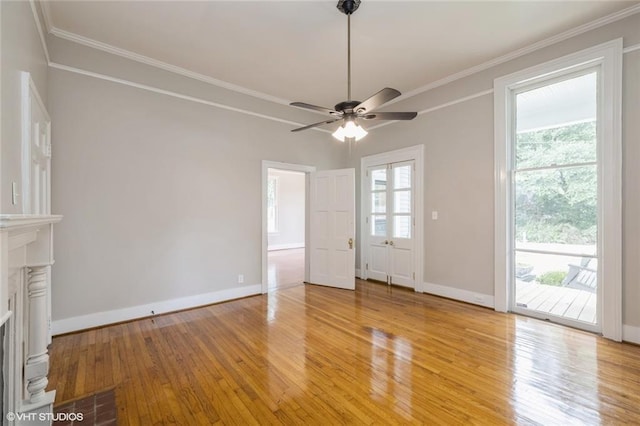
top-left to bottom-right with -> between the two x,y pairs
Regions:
494,40 -> 622,340
513,71 -> 598,326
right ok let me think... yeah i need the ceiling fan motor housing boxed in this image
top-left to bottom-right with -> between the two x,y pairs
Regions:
337,0 -> 361,15
335,100 -> 361,114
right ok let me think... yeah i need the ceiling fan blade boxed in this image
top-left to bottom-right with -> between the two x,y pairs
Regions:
354,88 -> 401,113
290,102 -> 340,116
291,118 -> 341,132
361,112 -> 417,120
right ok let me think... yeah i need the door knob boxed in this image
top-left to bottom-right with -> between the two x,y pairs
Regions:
389,241 -> 394,246
348,238 -> 354,249
383,240 -> 389,245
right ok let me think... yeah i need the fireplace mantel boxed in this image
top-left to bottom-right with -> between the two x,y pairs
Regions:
0,214 -> 62,424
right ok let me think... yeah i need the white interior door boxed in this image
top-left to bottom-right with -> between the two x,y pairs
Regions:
309,168 -> 356,290
365,161 -> 415,287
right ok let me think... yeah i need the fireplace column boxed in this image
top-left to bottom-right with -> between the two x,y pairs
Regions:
25,266 -> 50,403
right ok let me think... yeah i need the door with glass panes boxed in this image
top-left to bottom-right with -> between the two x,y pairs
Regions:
367,161 -> 415,287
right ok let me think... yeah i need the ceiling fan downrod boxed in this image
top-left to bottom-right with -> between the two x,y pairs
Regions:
337,0 -> 360,101
288,0 -> 417,138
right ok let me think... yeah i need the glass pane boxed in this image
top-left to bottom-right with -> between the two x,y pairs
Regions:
371,192 -> 386,213
516,72 -> 597,169
371,215 -> 387,236
394,191 -> 411,214
514,251 -> 597,324
515,165 -> 596,248
394,165 -> 411,189
393,216 -> 411,239
371,169 -> 387,191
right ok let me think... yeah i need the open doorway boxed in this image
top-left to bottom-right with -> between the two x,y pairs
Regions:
267,168 -> 305,290
261,161 -> 316,293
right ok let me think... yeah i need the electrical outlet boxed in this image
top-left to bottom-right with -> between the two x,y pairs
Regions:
431,211 -> 438,220
238,274 -> 244,284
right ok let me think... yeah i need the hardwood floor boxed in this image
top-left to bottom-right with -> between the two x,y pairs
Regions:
267,248 -> 304,290
48,280 -> 640,424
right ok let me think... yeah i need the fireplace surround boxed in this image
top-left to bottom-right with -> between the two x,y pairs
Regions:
0,215 -> 62,425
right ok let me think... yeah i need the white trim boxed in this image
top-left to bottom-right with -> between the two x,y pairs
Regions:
494,39 -> 623,341
48,27 -> 295,108
51,284 -> 261,335
383,4 -> 640,108
27,1 -> 639,134
622,325 -> 640,345
39,0 -> 54,33
21,72 -> 52,215
355,268 -> 362,279
0,214 -> 62,230
367,89 -> 493,131
623,43 -> 640,54
262,161 -> 316,294
28,0 -> 50,64
268,243 -> 305,251
48,62 -> 331,133
423,282 -> 495,309
360,145 -> 424,292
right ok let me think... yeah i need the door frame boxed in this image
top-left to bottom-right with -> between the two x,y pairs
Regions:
493,39 -> 622,340
360,145 -> 424,291
261,161 -> 316,294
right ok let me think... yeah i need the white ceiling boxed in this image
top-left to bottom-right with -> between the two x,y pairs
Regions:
46,1 -> 637,108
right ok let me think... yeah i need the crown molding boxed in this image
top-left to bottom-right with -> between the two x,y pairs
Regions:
48,62 -> 332,134
47,26 -> 297,108
39,0 -> 54,33
28,0 -> 50,64
29,1 -> 640,135
383,3 -> 640,108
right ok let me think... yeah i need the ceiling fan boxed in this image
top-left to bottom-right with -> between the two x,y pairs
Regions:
290,0 -> 417,142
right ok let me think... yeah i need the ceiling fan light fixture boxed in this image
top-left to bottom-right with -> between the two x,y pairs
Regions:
332,119 -> 367,142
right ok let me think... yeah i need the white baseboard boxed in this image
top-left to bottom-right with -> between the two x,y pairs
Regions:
355,268 -> 362,279
623,324 -> 640,344
423,282 -> 495,309
268,243 -> 305,251
52,284 -> 261,335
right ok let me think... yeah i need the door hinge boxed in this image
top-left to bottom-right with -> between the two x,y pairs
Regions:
413,272 -> 415,280
366,216 -> 369,224
366,169 -> 369,177
366,263 -> 368,270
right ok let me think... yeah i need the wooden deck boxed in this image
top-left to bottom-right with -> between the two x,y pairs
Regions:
515,280 -> 597,323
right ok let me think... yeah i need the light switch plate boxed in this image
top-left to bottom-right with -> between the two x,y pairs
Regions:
432,211 -> 438,220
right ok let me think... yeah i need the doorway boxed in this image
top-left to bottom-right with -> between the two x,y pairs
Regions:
360,145 -> 424,290
261,161 -> 315,293
511,70 -> 600,330
267,168 -> 306,290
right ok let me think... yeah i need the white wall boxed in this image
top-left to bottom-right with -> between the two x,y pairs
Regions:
268,169 -> 305,250
349,14 -> 640,328
48,65 -> 346,328
1,1 -> 49,213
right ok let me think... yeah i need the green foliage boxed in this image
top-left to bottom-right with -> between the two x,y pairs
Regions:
515,121 -> 597,245
537,271 -> 567,286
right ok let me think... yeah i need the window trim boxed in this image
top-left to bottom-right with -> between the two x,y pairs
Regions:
493,39 -> 622,340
